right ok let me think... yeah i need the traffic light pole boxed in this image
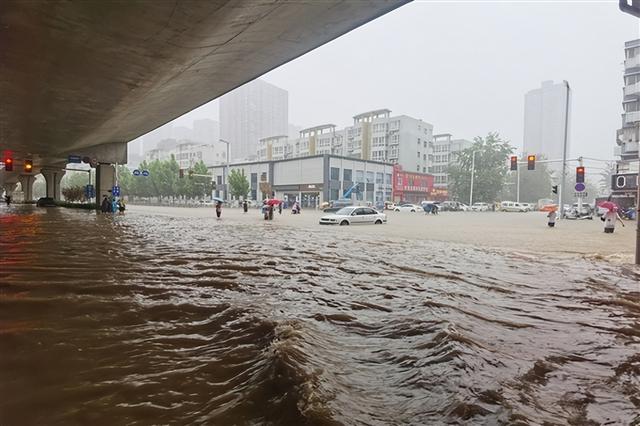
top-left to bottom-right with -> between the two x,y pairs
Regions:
516,163 -> 520,203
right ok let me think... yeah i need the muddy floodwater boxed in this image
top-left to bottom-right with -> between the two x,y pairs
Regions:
1,206 -> 639,425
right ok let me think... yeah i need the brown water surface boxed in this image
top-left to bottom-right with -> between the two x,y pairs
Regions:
1,206 -> 639,425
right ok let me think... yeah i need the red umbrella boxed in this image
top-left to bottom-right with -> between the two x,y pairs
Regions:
265,199 -> 281,206
540,204 -> 558,212
598,201 -> 618,212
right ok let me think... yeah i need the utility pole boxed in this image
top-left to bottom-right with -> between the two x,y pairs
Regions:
559,81 -> 571,219
469,150 -> 478,206
636,123 -> 640,265
219,139 -> 230,200
516,160 -> 520,203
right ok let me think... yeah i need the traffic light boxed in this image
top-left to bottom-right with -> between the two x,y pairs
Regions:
24,159 -> 33,173
527,155 -> 535,170
552,185 -> 558,194
510,156 -> 518,171
576,166 -> 585,183
179,169 -> 184,179
3,156 -> 13,171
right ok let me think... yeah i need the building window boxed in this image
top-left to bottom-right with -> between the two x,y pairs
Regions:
417,151 -> 421,158
344,168 -> 352,182
356,170 -> 364,182
366,171 -> 374,183
217,175 -> 222,185
376,172 -> 383,184
251,173 -> 258,187
330,167 -> 340,180
385,173 -> 392,185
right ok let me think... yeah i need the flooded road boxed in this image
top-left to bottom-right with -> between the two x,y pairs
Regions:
1,206 -> 639,425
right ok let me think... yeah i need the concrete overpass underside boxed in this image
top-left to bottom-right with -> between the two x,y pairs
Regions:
0,0 -> 408,201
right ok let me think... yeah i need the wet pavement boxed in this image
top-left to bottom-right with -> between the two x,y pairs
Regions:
1,205 -> 639,425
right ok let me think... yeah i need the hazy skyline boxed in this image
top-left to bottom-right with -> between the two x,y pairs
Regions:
167,1 -> 640,167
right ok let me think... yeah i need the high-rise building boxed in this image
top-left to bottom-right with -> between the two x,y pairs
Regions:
523,80 -> 571,170
613,39 -> 639,204
220,79 -> 288,162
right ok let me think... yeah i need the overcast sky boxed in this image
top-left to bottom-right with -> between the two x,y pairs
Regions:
172,1 -> 640,165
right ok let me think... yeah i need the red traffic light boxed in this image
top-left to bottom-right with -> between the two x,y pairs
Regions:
527,155 -> 536,170
510,156 -> 517,171
576,166 -> 585,183
4,157 -> 13,171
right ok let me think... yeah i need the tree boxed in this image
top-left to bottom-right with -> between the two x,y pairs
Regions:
228,169 -> 250,199
448,132 -> 514,204
117,165 -> 133,196
61,170 -> 92,189
62,186 -> 86,202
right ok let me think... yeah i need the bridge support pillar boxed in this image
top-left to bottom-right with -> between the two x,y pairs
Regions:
95,163 -> 116,208
41,168 -> 66,200
3,182 -> 18,197
18,175 -> 35,202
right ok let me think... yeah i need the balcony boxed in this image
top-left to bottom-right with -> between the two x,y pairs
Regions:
625,55 -> 640,69
624,81 -> 640,97
622,141 -> 639,155
624,111 -> 640,124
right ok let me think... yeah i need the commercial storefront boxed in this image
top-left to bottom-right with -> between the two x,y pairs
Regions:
392,164 -> 435,204
208,155 -> 394,207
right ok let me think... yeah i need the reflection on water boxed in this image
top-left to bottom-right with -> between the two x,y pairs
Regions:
1,206 -> 639,425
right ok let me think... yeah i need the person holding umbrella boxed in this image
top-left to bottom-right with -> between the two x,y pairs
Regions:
599,201 -> 624,233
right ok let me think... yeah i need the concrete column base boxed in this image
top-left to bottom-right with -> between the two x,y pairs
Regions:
41,169 -> 66,200
18,175 -> 36,202
95,163 -> 116,209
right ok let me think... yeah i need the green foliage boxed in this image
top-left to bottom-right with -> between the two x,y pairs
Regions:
448,132 -> 514,203
228,169 -> 250,199
62,186 -> 86,202
61,170 -> 92,189
124,158 -> 213,200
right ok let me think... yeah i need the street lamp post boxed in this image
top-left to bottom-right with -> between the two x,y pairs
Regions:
469,150 -> 479,206
219,139 -> 230,200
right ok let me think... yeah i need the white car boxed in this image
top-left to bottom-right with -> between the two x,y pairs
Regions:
319,206 -> 387,226
500,201 -> 528,212
394,204 -> 421,212
471,202 -> 490,212
458,203 -> 471,211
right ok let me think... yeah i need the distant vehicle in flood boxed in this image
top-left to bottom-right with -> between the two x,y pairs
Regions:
319,206 -> 386,226
471,202 -> 490,212
394,204 -> 420,212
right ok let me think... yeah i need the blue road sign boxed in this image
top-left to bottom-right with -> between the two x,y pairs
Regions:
575,182 -> 586,192
133,169 -> 141,176
112,185 -> 120,196
68,155 -> 82,163
141,170 -> 150,177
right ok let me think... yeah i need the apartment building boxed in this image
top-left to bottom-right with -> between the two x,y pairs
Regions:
255,109 -> 434,174
613,39 -> 640,205
431,133 -> 473,190
144,140 -> 223,169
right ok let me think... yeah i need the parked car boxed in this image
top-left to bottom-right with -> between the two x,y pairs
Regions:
565,203 -> 593,219
394,203 -> 421,212
384,202 -> 398,210
319,206 -> 387,226
500,201 -> 528,212
471,202 -> 490,212
458,203 -> 471,211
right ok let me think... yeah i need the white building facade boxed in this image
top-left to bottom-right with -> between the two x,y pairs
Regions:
254,109 -> 434,175
144,140 -> 223,169
208,155 -> 395,208
613,39 -> 640,205
523,80 -> 571,167
431,133 -> 472,190
220,79 -> 288,162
